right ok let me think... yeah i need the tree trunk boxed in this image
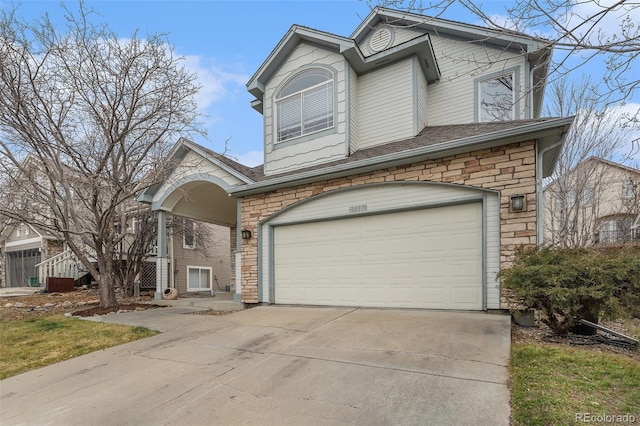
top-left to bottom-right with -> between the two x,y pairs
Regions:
98,260 -> 117,308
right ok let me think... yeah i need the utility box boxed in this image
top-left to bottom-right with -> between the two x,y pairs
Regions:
46,277 -> 74,293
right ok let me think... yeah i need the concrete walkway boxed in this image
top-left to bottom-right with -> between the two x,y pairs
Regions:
0,286 -> 42,297
0,306 -> 511,425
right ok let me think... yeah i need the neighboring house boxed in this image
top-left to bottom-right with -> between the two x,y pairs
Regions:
0,214 -> 231,293
1,163 -> 231,292
0,223 -> 63,287
139,7 -> 573,310
544,157 -> 640,247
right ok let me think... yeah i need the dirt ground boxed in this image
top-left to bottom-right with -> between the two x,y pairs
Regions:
511,317 -> 640,360
0,288 -> 158,321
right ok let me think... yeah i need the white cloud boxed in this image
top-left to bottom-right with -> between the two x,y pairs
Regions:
183,54 -> 249,113
617,102 -> 640,163
563,0 -> 640,44
234,150 -> 264,167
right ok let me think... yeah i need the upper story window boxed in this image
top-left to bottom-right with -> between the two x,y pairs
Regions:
478,72 -> 514,122
276,68 -> 334,142
15,226 -> 29,237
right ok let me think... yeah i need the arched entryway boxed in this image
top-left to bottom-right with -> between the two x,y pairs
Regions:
137,140 -> 253,302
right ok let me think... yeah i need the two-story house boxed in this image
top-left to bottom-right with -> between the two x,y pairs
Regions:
0,215 -> 232,294
1,157 -> 232,294
544,157 -> 640,247
139,7 -> 573,310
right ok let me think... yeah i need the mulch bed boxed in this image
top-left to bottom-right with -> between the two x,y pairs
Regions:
512,320 -> 640,360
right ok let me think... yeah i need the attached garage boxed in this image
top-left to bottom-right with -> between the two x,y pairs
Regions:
274,203 -> 482,309
259,182 -> 501,310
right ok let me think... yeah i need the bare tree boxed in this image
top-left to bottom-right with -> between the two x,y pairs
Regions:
0,3 -> 203,307
371,0 -> 640,124
111,212 -> 221,299
543,77 -> 636,247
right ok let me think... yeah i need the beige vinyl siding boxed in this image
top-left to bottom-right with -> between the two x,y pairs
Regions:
263,43 -> 347,175
5,226 -> 38,245
171,222 -> 231,294
358,58 -> 415,149
155,150 -> 246,200
427,34 -> 527,125
260,183 -> 501,308
359,23 -> 425,57
416,57 -> 428,131
349,66 -> 359,154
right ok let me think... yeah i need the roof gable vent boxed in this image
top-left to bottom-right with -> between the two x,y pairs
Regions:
369,27 -> 393,52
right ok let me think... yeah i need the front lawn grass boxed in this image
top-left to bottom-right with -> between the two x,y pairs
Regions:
511,343 -> 640,425
0,315 -> 158,379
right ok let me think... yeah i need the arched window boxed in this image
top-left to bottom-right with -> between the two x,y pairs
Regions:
276,68 -> 334,142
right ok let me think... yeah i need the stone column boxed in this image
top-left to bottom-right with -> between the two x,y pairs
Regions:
230,225 -> 237,292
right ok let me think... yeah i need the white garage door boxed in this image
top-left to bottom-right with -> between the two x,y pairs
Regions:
273,202 -> 483,310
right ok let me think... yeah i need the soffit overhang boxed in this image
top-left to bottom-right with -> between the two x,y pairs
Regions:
353,7 -> 550,54
247,23 -> 441,114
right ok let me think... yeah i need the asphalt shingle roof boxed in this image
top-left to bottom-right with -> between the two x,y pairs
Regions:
237,118 -> 560,183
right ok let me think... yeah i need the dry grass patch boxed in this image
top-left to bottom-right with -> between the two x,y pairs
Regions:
0,315 -> 157,379
511,343 -> 640,426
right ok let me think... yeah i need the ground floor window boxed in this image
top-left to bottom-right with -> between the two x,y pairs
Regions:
187,266 -> 212,292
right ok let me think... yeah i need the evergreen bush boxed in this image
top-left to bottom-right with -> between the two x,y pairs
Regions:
499,246 -> 640,335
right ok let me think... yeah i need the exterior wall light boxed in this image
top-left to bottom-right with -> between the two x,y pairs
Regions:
241,229 -> 252,240
510,195 -> 526,212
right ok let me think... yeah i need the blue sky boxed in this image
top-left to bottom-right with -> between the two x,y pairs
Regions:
4,0 -> 639,165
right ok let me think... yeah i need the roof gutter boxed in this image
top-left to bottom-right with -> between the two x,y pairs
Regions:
230,117 -> 574,197
536,133 -> 568,246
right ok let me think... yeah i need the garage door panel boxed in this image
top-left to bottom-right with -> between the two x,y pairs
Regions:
274,203 -> 483,310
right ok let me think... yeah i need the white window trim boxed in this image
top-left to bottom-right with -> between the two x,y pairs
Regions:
475,67 -> 520,122
274,67 -> 336,144
186,265 -> 212,293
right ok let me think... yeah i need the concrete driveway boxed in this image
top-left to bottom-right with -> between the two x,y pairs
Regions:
0,306 -> 511,425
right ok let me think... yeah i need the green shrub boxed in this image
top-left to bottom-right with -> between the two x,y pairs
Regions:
499,246 -> 640,335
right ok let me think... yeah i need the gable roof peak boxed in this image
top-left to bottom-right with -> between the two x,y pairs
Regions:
352,6 -> 549,52
583,156 -> 640,174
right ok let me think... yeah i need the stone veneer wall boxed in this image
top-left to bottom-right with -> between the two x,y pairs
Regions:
240,141 -> 537,304
42,239 -> 64,261
230,226 -> 237,293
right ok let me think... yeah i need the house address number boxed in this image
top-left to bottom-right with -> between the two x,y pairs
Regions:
348,204 -> 368,214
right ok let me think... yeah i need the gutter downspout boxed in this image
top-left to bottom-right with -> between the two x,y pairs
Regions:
536,137 -> 566,246
529,55 -> 551,119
